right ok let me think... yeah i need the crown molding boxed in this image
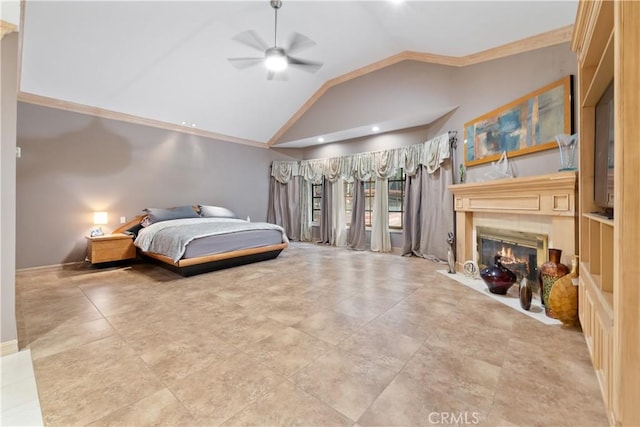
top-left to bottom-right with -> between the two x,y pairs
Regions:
17,92 -> 268,148
460,24 -> 574,66
0,20 -> 17,40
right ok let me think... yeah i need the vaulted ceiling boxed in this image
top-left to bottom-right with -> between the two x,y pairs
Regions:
16,1 -> 577,148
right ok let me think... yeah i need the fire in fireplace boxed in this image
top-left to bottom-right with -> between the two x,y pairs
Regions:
476,226 -> 548,283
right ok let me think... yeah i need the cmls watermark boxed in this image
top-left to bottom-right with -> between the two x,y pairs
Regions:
428,412 -> 481,425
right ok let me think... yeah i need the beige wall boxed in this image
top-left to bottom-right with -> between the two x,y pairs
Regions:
1,33 -> 18,347
16,104 -> 299,268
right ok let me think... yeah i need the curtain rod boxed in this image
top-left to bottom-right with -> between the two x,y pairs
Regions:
448,131 -> 458,149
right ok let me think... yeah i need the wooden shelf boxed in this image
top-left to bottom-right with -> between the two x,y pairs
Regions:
582,215 -> 614,291
583,29 -> 614,107
583,212 -> 614,227
581,262 -> 614,318
578,0 -> 614,68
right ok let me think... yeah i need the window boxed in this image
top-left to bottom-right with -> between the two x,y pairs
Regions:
344,169 -> 405,229
388,168 -> 405,229
311,183 -> 322,222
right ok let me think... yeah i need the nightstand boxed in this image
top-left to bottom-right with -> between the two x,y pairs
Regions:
85,233 -> 136,264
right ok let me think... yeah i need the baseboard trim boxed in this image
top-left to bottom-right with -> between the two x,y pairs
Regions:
1,339 -> 19,356
16,261 -> 84,274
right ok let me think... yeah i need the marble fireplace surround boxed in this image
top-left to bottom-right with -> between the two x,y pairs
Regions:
449,171 -> 578,271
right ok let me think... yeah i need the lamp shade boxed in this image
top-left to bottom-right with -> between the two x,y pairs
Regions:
93,211 -> 108,225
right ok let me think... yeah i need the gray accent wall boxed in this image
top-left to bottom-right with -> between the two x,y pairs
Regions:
16,104 -> 298,268
279,60 -> 458,144
1,33 -> 19,347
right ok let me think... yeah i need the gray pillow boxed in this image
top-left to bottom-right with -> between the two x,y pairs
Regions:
198,205 -> 237,219
142,205 -> 199,226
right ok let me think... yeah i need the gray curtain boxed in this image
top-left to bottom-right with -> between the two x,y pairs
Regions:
347,178 -> 366,250
402,168 -> 423,256
402,162 -> 454,261
318,178 -> 333,244
267,176 -> 301,241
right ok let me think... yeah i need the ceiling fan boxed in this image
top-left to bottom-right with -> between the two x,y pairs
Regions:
227,0 -> 323,80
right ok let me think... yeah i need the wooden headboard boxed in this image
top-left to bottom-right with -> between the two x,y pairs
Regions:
112,215 -> 146,234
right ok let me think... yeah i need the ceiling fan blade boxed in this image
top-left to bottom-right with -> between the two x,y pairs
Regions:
287,56 -> 323,73
286,32 -> 316,54
267,70 -> 288,81
232,30 -> 269,53
227,57 -> 264,69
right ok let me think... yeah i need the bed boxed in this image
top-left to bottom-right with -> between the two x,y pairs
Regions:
112,205 -> 288,276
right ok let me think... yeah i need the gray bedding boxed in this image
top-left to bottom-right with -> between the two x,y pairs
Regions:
182,229 -> 284,259
134,217 -> 288,262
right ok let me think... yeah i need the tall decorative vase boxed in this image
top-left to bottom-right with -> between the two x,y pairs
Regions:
539,248 -> 570,318
519,277 -> 533,311
549,255 -> 580,327
555,133 -> 579,171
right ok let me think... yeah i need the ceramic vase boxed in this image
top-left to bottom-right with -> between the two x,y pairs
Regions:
519,277 -> 533,311
538,248 -> 570,318
548,255 -> 580,327
480,254 -> 517,295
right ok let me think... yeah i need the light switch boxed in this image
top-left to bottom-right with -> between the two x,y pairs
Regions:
120,216 -> 126,224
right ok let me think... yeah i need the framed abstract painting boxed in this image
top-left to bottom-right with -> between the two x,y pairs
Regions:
464,76 -> 573,167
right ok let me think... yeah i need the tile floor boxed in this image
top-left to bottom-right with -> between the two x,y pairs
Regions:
14,242 -> 608,426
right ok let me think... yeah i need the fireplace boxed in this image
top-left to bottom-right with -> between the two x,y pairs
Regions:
449,172 -> 578,274
477,226 -> 548,282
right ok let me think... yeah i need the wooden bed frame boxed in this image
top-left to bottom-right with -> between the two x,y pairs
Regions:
113,215 -> 288,277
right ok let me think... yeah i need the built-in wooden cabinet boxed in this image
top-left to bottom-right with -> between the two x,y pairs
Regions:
572,1 -> 640,425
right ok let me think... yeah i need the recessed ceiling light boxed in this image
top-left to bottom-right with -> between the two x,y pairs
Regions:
191,123 -> 196,128
372,126 -> 380,132
317,137 -> 325,143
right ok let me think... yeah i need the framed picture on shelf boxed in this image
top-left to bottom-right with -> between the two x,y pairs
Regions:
464,75 -> 573,167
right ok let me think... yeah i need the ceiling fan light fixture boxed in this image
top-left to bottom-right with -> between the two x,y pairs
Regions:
265,47 -> 288,72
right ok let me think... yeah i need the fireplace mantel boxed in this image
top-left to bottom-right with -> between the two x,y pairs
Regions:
449,171 -> 578,271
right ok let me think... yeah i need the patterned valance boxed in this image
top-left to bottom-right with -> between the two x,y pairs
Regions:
271,132 -> 453,183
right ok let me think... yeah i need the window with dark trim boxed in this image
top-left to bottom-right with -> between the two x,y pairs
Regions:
344,169 -> 405,229
345,179 -> 374,227
311,183 -> 322,223
388,168 -> 405,229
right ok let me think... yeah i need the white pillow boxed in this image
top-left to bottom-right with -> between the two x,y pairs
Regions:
198,205 -> 237,219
